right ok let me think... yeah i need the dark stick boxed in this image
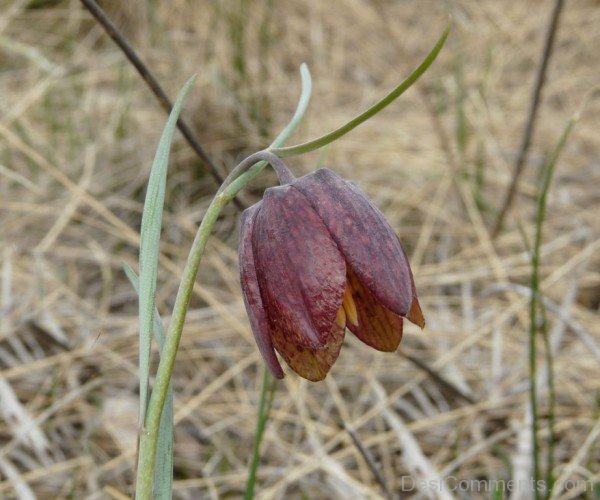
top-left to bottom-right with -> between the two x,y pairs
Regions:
492,0 -> 565,238
400,352 -> 476,405
343,423 -> 393,499
79,0 -> 246,209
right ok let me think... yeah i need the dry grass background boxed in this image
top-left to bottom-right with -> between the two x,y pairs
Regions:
0,0 -> 599,498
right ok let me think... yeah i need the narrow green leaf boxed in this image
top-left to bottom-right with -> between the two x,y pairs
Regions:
271,23 -> 450,157
138,74 -> 196,427
270,63 -> 312,148
124,263 -> 173,500
216,63 -> 313,195
124,263 -> 167,352
528,113 -> 577,499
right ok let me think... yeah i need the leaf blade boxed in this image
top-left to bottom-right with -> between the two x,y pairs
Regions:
271,24 -> 450,157
138,74 -> 196,425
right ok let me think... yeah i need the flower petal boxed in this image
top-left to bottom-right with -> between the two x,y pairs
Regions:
398,237 -> 425,329
407,296 -> 425,329
239,203 -> 284,379
270,323 -> 345,381
253,184 -> 347,349
346,266 -> 404,352
293,169 -> 413,316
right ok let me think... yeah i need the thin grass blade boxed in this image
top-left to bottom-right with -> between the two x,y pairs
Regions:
270,63 -> 312,148
528,114 -> 577,497
271,23 -> 450,157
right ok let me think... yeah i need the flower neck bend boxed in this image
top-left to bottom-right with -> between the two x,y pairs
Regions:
261,151 -> 295,185
239,149 -> 296,185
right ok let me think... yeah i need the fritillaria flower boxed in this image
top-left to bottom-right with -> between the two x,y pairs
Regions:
239,165 -> 424,381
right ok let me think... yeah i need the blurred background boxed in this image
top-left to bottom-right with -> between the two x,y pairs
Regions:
0,0 -> 598,498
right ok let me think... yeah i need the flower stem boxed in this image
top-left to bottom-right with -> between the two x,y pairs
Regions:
134,153 -> 279,499
219,151 -> 295,190
244,366 -> 277,499
528,115 -> 576,500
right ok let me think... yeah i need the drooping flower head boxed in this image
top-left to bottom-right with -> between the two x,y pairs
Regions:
239,164 -> 424,381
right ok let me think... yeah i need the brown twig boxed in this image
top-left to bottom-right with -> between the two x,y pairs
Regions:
400,352 -> 476,405
79,0 -> 248,210
343,423 -> 393,499
492,0 -> 565,238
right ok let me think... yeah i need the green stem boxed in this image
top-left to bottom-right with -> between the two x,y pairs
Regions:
134,152 -> 278,499
529,116 -> 575,500
540,300 -> 556,497
529,230 -> 541,500
244,366 -> 277,499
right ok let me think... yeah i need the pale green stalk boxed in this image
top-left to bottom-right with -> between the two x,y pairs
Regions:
528,115 -> 576,499
135,151 -> 286,499
244,366 -> 277,499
